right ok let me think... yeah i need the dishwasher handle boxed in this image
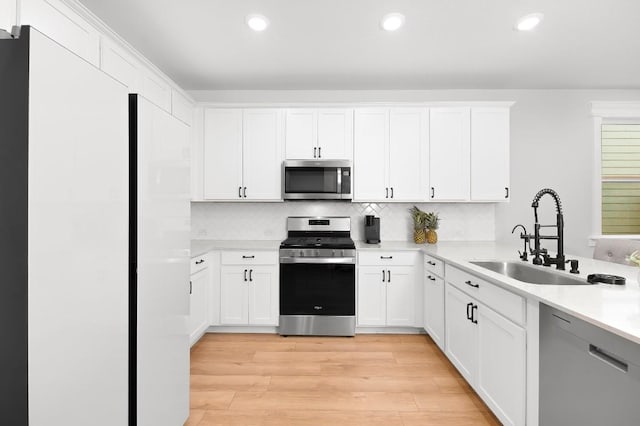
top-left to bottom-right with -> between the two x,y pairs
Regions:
589,344 -> 629,373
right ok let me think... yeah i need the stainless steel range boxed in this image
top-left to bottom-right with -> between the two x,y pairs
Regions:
279,217 -> 356,336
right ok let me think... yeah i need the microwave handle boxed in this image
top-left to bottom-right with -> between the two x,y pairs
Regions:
337,168 -> 342,194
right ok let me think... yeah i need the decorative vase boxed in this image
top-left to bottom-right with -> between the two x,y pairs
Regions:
414,228 -> 426,244
426,229 -> 438,244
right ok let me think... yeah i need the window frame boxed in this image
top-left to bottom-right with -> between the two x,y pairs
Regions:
590,102 -> 640,245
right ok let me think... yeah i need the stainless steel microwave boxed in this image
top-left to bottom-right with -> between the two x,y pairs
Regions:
282,160 -> 352,200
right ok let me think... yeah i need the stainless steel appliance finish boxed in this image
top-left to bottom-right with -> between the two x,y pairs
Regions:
540,304 -> 640,425
282,160 -> 352,200
470,261 -> 593,285
279,216 -> 356,336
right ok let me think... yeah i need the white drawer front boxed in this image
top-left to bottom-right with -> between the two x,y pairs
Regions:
221,251 -> 278,265
190,255 -> 208,274
446,265 -> 525,325
358,251 -> 419,266
424,254 -> 444,277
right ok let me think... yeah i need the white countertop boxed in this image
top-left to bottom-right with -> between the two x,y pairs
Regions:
191,238 -> 640,345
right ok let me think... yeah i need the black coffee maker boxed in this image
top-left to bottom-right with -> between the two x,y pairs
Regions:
364,215 -> 380,244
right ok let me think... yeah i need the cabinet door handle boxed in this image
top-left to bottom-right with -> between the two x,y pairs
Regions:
471,305 -> 478,324
318,147 -> 321,158
431,187 -> 435,199
505,187 -> 509,199
195,259 -> 205,265
382,270 -> 385,282
239,186 -> 242,198
189,280 -> 192,295
249,269 -> 253,282
466,302 -> 473,320
427,275 -> 436,281
242,255 -> 255,259
427,261 -> 436,266
243,269 -> 247,282
465,280 -> 480,289
390,187 -> 394,198
243,187 -> 247,198
380,256 -> 393,259
387,270 -> 391,283
385,187 -> 389,198
314,147 -> 317,158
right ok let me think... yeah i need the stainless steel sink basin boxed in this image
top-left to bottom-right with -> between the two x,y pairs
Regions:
470,261 -> 595,285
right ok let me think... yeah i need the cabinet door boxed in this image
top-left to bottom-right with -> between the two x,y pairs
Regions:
248,266 -> 278,325
388,108 -> 428,201
220,266 -> 249,325
353,109 -> 389,201
285,109 -> 316,159
357,266 -> 387,326
425,274 -> 445,351
476,304 -> 526,426
203,109 -> 243,200
317,109 -> 353,160
429,108 -> 470,201
471,108 -> 510,201
189,268 -> 209,346
386,266 -> 416,326
21,0 -> 100,66
242,109 -> 283,200
445,283 -> 477,384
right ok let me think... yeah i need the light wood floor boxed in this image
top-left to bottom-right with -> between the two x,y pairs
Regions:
186,333 -> 501,426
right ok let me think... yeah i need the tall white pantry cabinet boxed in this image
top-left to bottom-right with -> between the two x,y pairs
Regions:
0,27 -> 191,426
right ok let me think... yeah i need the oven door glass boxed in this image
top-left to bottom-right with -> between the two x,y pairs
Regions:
284,167 -> 339,194
280,263 -> 355,315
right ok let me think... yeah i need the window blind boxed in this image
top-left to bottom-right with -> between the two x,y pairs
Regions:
601,124 -> 640,234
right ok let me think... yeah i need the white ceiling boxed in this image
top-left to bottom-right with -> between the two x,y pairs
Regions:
77,0 -> 640,90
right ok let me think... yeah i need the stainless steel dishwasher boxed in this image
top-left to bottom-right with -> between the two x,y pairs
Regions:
540,303 -> 640,425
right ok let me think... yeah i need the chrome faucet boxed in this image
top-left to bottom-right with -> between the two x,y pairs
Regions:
530,188 -> 565,270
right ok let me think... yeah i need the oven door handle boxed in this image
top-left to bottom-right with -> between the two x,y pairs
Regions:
279,257 -> 356,264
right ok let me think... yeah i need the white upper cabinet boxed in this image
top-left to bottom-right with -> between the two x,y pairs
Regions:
353,108 -> 388,201
171,89 -> 194,126
203,108 -> 283,201
203,109 -> 243,200
21,0 -> 100,66
100,37 -> 142,92
471,107 -> 510,201
242,109 -> 283,200
285,108 -> 353,159
354,108 -> 428,202
0,0 -> 17,32
140,68 -> 172,113
429,107 -> 471,201
388,108 -> 429,201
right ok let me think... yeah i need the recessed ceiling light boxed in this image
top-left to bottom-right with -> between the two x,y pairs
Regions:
381,13 -> 405,32
246,14 -> 269,32
515,13 -> 544,31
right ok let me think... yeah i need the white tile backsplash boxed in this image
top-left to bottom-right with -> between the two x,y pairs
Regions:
191,202 -> 496,242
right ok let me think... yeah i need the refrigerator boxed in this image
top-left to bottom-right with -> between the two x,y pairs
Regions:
0,26 -> 190,426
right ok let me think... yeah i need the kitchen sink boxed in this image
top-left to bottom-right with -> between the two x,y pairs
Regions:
470,261 -> 595,285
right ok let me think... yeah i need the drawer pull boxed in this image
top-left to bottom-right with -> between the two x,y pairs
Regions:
427,275 -> 436,281
465,280 -> 480,288
380,256 -> 393,259
242,255 -> 255,259
195,259 -> 205,265
427,261 -> 436,266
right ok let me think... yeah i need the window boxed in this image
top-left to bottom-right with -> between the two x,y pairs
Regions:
591,101 -> 640,242
601,124 -> 640,234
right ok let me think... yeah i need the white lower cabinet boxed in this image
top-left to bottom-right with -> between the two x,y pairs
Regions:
357,251 -> 421,327
444,280 -> 526,426
424,254 -> 445,350
220,251 -> 279,326
189,267 -> 209,345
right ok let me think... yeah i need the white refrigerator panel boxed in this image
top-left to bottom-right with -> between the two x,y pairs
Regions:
136,96 -> 191,426
27,29 -> 129,425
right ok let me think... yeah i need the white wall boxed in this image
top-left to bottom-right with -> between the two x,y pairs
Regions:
190,89 -> 640,256
191,202 -> 495,242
